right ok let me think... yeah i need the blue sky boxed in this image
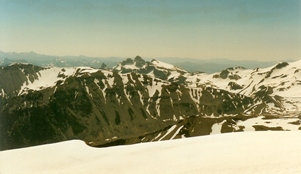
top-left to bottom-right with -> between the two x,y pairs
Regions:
0,0 -> 300,60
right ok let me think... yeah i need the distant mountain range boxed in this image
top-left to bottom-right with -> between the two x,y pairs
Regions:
0,51 -> 123,69
0,50 -> 282,73
0,56 -> 300,150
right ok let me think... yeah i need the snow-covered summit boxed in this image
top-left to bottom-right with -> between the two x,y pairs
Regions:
114,56 -> 186,72
113,56 -> 187,80
151,59 -> 186,73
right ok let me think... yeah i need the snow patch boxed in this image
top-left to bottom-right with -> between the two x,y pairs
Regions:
18,67 -> 76,95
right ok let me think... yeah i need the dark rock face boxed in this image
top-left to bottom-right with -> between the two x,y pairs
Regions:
134,56 -> 145,67
213,67 -> 243,80
0,68 -> 168,150
121,58 -> 134,65
0,64 -> 43,96
265,62 -> 289,78
275,62 -> 289,69
220,70 -> 229,79
228,74 -> 241,80
228,82 -> 243,90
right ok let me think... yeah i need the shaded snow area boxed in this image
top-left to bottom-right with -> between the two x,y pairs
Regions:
1,131 -> 301,174
210,120 -> 226,134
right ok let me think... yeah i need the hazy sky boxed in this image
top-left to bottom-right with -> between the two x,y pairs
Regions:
0,0 -> 300,61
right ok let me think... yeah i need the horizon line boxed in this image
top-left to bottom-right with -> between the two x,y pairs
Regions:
1,49 -> 297,63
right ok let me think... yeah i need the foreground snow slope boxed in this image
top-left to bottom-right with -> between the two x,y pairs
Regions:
1,131 -> 301,174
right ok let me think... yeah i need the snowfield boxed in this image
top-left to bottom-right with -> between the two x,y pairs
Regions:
1,131 -> 301,174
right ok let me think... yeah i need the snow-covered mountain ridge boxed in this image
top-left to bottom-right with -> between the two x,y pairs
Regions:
0,57 -> 300,150
186,60 -> 301,114
114,57 -> 301,114
188,60 -> 301,97
114,57 -> 301,98
2,57 -> 300,100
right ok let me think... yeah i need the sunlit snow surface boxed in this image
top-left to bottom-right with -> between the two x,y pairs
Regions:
1,131 -> 301,174
185,59 -> 301,97
18,67 -> 76,95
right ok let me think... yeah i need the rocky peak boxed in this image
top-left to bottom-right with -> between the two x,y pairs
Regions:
274,62 -> 289,69
134,55 -> 145,63
213,68 -> 241,80
120,56 -> 146,66
100,63 -> 107,69
121,58 -> 134,65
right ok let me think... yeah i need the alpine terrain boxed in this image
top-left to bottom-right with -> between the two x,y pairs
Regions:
0,56 -> 301,150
